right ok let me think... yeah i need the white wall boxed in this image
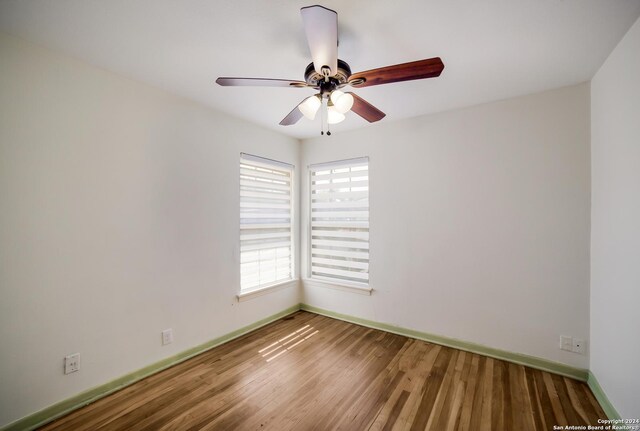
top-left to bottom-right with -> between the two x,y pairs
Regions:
591,16 -> 640,419
0,33 -> 300,427
302,83 -> 591,369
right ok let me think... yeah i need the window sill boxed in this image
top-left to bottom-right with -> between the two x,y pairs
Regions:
237,279 -> 299,302
302,278 -> 372,296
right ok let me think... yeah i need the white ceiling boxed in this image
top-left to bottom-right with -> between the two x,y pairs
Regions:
1,0 -> 639,139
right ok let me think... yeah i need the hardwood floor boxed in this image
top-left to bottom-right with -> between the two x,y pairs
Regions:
40,311 -> 606,430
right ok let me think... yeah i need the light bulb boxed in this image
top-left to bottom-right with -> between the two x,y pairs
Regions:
327,106 -> 345,124
329,90 -> 354,114
298,95 -> 321,120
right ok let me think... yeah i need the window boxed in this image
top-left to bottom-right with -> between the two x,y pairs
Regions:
240,153 -> 294,293
309,157 -> 369,286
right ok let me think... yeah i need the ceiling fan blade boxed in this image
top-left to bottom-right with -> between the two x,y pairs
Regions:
348,93 -> 386,123
216,77 -> 309,88
348,57 -> 444,88
300,5 -> 338,76
279,99 -> 307,126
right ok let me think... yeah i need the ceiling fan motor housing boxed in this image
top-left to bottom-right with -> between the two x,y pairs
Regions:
305,59 -> 352,93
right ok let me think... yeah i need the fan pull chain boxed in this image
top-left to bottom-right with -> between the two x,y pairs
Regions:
325,97 -> 331,135
320,96 -> 327,135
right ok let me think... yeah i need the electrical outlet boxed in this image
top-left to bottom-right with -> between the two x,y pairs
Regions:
64,353 -> 80,374
162,329 -> 173,346
560,335 -> 573,351
572,338 -> 586,354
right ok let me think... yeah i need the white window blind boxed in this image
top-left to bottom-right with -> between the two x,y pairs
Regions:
309,157 -> 369,286
240,154 -> 293,293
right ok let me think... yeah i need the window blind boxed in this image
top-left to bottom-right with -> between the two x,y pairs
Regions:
240,154 -> 293,293
309,157 -> 369,286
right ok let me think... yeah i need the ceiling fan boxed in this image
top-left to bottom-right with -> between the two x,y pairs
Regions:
216,5 -> 444,134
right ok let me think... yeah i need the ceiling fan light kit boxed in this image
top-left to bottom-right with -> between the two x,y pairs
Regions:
216,5 -> 444,135
299,95 -> 322,120
330,90 -> 354,114
327,105 -> 345,124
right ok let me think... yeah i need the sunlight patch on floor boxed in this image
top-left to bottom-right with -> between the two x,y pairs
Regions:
260,324 -> 320,362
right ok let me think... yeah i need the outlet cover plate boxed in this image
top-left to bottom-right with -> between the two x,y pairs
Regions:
64,353 -> 80,374
162,329 -> 173,346
560,335 -> 573,351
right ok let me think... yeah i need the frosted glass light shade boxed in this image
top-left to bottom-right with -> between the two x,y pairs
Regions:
298,95 -> 322,120
329,90 -> 354,114
327,106 -> 345,124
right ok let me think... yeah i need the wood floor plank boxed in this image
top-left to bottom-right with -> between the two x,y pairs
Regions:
382,390 -> 410,431
392,342 -> 441,430
479,356 -> 494,431
543,370 -> 568,425
408,347 -> 452,431
507,362 -> 523,431
457,353 -> 479,431
491,359 -> 504,430
524,366 -> 546,431
39,311 -> 607,431
553,373 -> 581,426
564,377 -> 591,424
534,368 -> 560,429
